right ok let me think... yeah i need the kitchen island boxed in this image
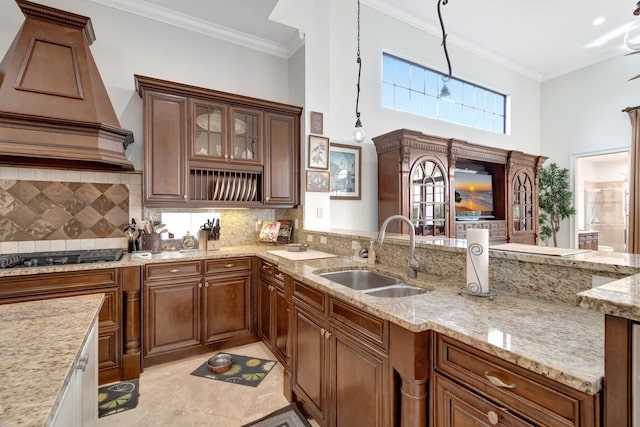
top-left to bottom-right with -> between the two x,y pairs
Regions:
0,293 -> 103,426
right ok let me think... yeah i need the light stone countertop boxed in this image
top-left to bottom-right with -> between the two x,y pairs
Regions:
0,293 -> 104,427
578,274 -> 640,322
0,243 -> 612,396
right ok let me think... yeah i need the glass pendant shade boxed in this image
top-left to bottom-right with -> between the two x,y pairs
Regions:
439,82 -> 451,98
626,21 -> 640,51
352,118 -> 366,143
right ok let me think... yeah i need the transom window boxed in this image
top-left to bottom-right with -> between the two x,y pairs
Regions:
382,53 -> 507,134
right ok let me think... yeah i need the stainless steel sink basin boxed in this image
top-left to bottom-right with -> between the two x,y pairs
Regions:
318,270 -> 402,290
363,285 -> 428,298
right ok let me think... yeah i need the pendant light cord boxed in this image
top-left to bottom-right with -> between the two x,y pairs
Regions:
355,0 -> 362,121
437,0 -> 452,81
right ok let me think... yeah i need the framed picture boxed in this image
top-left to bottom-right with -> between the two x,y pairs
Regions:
308,135 -> 329,169
310,111 -> 323,134
329,143 -> 361,200
306,170 -> 330,192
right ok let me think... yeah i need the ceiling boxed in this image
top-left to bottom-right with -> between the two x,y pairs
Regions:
89,0 -> 639,81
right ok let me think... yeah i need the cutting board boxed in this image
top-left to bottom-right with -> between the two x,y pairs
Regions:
491,243 -> 589,257
267,249 -> 338,261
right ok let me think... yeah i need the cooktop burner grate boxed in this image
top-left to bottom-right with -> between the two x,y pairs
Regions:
0,248 -> 123,269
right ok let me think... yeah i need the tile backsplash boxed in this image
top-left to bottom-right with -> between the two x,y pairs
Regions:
0,166 -> 142,254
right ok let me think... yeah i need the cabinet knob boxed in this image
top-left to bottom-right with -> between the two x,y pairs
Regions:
199,283 -> 202,288
484,371 -> 516,389
324,331 -> 331,339
320,327 -> 325,336
205,282 -> 209,287
487,410 -> 499,425
76,355 -> 89,372
224,155 -> 229,160
268,285 -> 274,291
183,194 -> 188,201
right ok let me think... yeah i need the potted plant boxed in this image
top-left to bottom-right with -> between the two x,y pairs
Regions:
538,162 -> 576,247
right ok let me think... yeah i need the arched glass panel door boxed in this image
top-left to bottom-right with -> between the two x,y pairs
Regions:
411,160 -> 447,236
513,171 -> 534,231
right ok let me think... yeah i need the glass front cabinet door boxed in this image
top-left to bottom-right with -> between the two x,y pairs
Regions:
191,101 -> 262,163
411,159 -> 448,236
512,171 -> 534,232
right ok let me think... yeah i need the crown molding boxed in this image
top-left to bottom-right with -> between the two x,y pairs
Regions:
89,0 -> 291,58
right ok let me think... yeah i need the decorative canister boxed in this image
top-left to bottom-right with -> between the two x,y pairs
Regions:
141,233 -> 162,253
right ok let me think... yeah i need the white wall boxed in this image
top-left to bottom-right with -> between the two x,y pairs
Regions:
0,0 -> 292,171
541,54 -> 640,247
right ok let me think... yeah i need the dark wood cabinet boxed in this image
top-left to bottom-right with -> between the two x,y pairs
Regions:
257,259 -> 289,365
135,75 -> 302,208
143,258 -> 254,365
141,90 -> 189,205
291,280 -> 391,427
373,129 -> 546,244
0,267 -> 142,385
433,333 -> 601,427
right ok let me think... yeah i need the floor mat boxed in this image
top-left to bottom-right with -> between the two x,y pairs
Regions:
190,353 -> 276,387
241,402 -> 311,427
98,378 -> 139,418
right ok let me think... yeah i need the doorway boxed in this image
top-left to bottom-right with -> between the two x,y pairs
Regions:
573,150 -> 629,252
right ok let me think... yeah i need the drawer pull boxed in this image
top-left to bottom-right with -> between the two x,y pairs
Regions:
169,269 -> 180,273
224,263 -> 234,268
484,371 -> 516,389
487,410 -> 499,425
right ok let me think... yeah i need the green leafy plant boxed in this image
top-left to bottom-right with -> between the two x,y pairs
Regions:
538,163 -> 576,247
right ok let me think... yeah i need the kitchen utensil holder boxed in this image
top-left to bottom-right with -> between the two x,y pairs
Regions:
141,233 -> 162,254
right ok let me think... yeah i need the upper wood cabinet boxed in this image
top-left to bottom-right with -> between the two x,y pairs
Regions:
373,129 -> 547,244
135,75 -> 302,208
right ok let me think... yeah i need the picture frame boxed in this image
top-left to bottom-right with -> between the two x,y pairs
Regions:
308,135 -> 329,170
329,143 -> 361,200
306,170 -> 330,192
310,111 -> 323,135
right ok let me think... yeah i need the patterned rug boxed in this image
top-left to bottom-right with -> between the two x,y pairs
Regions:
190,353 -> 276,387
98,378 -> 139,418
241,402 -> 311,427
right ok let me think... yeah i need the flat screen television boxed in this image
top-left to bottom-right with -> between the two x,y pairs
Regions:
454,171 -> 494,220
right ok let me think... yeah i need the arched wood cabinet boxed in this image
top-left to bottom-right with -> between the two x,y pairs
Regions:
373,129 -> 547,244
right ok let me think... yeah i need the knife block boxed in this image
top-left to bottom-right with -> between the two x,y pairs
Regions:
207,239 -> 221,251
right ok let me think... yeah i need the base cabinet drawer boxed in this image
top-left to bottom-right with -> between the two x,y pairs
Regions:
434,334 -> 600,427
435,373 -> 534,427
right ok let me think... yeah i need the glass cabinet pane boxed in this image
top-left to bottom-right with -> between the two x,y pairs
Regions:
233,111 -> 259,161
194,105 -> 224,158
411,160 -> 447,236
513,172 -> 533,231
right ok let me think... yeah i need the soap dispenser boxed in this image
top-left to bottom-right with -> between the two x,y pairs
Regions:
367,241 -> 376,265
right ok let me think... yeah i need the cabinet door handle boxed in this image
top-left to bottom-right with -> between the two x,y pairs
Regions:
320,327 -> 325,336
487,410 -> 499,425
224,263 -> 234,268
183,194 -> 188,201
205,282 -> 209,287
324,331 -> 331,339
169,269 -> 180,273
199,283 -> 202,288
268,285 -> 274,291
76,355 -> 89,372
484,371 -> 516,389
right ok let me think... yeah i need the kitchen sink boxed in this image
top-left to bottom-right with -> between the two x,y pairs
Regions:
363,285 -> 428,298
317,269 -> 403,290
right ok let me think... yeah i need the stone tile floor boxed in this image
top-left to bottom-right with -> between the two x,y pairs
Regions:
97,341 -> 319,427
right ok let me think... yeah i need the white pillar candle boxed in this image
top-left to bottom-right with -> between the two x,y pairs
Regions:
466,228 -> 489,294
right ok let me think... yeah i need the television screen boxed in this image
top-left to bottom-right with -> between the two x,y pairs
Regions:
455,171 -> 494,219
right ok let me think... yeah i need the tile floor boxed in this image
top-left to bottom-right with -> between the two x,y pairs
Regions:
97,342 -> 319,427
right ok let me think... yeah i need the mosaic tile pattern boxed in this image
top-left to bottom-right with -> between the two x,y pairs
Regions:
0,180 -> 129,241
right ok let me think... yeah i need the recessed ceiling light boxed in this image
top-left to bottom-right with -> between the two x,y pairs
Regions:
592,17 -> 606,26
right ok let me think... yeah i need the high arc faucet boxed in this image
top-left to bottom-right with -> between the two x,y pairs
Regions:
377,214 -> 420,279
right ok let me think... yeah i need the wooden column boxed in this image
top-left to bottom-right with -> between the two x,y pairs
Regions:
390,323 -> 429,427
604,314 -> 632,427
121,266 -> 142,379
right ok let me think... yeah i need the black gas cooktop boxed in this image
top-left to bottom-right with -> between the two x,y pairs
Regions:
0,248 -> 124,269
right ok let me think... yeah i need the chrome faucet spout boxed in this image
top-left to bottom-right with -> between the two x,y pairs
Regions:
377,214 -> 419,279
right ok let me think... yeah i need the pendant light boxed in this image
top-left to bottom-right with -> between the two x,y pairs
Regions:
352,0 -> 366,143
437,0 -> 452,98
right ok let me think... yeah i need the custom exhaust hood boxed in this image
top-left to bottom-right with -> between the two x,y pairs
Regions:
0,0 -> 134,171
